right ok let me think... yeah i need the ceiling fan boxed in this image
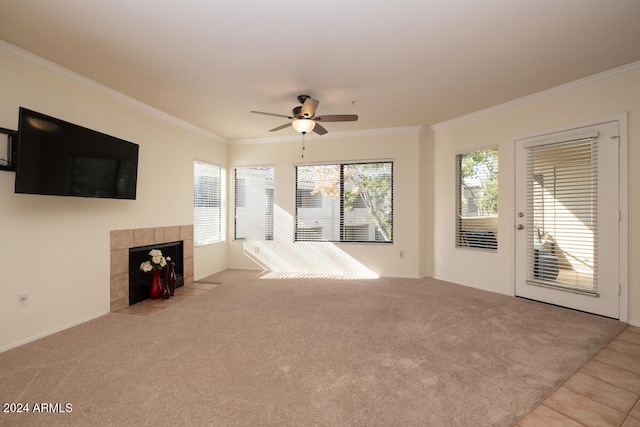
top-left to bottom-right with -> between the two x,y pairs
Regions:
250,95 -> 358,135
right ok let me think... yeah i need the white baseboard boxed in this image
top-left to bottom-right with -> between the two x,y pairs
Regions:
0,310 -> 109,354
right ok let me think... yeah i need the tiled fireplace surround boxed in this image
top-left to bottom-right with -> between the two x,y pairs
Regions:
110,225 -> 194,312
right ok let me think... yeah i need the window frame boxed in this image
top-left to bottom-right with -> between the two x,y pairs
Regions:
295,161 -> 393,244
455,147 -> 499,251
194,160 -> 224,247
233,165 -> 275,242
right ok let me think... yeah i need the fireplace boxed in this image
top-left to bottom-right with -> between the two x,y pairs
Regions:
110,226 -> 194,312
129,241 -> 185,305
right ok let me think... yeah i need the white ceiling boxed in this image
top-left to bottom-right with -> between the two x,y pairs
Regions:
1,0 -> 639,141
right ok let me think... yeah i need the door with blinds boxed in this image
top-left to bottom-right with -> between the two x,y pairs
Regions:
514,121 -> 620,318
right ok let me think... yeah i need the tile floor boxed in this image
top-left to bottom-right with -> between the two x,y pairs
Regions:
115,281 -> 220,316
119,286 -> 639,426
517,325 -> 640,427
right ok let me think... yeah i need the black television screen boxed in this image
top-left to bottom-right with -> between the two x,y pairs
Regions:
15,108 -> 139,199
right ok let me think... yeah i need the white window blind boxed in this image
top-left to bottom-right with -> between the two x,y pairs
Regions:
234,166 -> 274,241
194,160 -> 223,246
526,137 -> 598,295
456,149 -> 498,250
295,162 -> 393,243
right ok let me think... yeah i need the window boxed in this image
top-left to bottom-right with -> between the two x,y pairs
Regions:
528,138 -> 597,291
234,166 -> 274,241
235,178 -> 246,208
456,149 -> 498,250
194,160 -> 223,246
296,189 -> 323,208
295,162 -> 393,243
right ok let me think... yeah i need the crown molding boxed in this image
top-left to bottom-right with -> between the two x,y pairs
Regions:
231,125 -> 427,145
0,40 -> 227,144
432,61 -> 640,130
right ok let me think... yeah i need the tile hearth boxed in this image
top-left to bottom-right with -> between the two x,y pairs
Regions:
110,226 -> 194,312
115,281 -> 219,316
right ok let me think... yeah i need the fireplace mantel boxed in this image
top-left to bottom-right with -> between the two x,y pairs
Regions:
110,226 -> 194,311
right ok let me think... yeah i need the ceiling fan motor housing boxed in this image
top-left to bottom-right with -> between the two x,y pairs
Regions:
292,106 -> 305,119
297,95 -> 315,118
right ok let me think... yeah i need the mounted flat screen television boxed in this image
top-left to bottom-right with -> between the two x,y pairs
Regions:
15,108 -> 139,200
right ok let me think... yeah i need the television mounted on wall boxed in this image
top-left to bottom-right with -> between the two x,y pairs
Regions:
14,108 -> 139,200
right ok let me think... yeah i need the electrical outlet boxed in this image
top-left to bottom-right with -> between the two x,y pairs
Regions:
399,251 -> 405,258
18,292 -> 29,306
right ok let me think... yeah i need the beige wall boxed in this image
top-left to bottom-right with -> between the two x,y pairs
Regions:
432,65 -> 640,325
0,48 -> 227,351
228,129 -> 424,278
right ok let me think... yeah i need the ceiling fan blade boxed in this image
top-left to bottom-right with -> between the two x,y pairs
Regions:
269,123 -> 292,132
313,123 -> 328,135
315,114 -> 359,122
300,97 -> 319,118
251,110 -> 292,119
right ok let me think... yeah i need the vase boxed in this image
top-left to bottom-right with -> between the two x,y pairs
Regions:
149,269 -> 162,300
161,266 -> 170,300
168,261 -> 177,296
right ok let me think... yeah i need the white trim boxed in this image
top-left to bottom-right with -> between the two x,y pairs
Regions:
512,114 -> 628,143
618,113 -> 629,324
508,136 -> 518,298
194,267 -> 228,282
230,126 -> 426,145
379,274 -> 422,280
230,164 -> 276,170
522,130 -> 599,149
0,40 -> 227,144
295,158 -> 395,167
455,144 -> 499,156
0,310 -> 108,354
193,157 -> 226,170
435,61 -> 640,130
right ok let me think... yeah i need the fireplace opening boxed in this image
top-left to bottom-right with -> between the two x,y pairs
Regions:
129,241 -> 184,305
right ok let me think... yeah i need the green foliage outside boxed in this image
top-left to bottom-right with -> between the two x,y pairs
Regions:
460,150 -> 498,216
344,163 -> 393,241
308,163 -> 393,241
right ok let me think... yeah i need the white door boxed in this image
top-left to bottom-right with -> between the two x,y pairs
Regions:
514,121 -> 620,318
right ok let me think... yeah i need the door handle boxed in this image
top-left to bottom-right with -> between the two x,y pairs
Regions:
517,224 -> 525,230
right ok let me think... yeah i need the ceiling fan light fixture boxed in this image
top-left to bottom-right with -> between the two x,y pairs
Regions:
251,95 -> 358,135
292,119 -> 316,134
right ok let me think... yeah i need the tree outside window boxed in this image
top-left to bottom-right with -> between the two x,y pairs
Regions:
457,149 -> 498,250
295,162 -> 393,243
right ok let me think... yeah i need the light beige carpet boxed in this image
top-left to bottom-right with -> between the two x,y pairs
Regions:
0,269 -> 626,426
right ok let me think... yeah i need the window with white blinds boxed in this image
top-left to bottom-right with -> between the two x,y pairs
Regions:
526,137 -> 598,294
194,160 -> 223,246
456,149 -> 498,250
234,166 -> 274,241
295,162 -> 393,243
